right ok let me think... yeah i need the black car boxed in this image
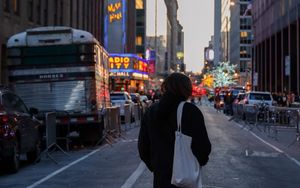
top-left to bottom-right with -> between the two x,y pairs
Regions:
0,88 -> 41,173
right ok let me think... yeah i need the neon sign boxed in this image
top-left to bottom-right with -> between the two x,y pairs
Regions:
109,54 -> 149,80
109,72 -> 130,77
109,56 -> 130,69
138,60 -> 148,72
107,2 -> 122,23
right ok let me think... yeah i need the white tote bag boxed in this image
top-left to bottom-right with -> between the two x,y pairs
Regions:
171,101 -> 202,188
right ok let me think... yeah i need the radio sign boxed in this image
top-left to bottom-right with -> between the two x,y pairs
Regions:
109,56 -> 131,69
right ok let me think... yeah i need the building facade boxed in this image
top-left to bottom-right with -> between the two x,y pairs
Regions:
164,0 -> 183,73
230,0 -> 253,86
103,0 -> 146,57
135,0 -> 146,58
214,0 -> 222,66
146,35 -> 167,76
176,22 -> 185,72
252,0 -> 300,93
221,0 -> 231,62
0,0 -> 104,84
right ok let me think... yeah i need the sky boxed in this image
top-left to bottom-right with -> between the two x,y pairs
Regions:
146,0 -> 214,73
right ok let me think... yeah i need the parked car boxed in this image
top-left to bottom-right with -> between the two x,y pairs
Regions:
110,92 -> 134,119
233,92 -> 246,104
239,91 -> 276,106
0,88 -> 41,173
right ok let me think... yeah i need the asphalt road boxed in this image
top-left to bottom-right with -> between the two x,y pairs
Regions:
1,105 -> 300,188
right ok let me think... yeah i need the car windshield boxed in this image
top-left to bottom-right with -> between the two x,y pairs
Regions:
110,94 -> 125,100
249,93 -> 271,100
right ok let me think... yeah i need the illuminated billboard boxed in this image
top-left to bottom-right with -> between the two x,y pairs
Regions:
205,48 -> 214,62
109,54 -> 149,80
104,0 -> 127,53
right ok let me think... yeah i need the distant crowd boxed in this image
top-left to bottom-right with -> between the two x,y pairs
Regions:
271,92 -> 300,107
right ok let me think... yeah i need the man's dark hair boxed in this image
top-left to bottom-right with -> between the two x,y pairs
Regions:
161,73 -> 192,100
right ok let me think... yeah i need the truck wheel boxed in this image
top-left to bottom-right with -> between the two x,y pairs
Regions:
5,141 -> 20,173
27,143 -> 41,163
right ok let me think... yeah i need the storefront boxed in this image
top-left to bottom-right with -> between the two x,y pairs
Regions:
109,54 -> 149,93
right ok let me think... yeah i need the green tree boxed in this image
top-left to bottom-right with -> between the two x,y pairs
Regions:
210,62 -> 237,88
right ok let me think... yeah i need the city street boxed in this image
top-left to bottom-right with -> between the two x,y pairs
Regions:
1,105 -> 300,188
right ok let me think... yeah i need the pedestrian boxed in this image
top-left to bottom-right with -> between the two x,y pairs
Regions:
138,73 -> 211,188
214,93 -> 221,112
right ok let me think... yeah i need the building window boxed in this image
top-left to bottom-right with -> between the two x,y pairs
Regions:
54,0 -> 58,25
76,0 -> 79,28
4,0 -> 10,12
240,46 -> 252,58
70,0 -> 73,26
82,1 -> 86,28
136,0 -> 143,9
37,0 -> 41,24
28,0 -> 34,22
177,32 -> 182,45
60,0 -> 64,25
136,36 -> 143,45
44,0 -> 48,26
13,0 -> 20,15
239,61 -> 248,72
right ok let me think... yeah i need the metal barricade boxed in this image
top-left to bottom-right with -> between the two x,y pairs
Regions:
40,112 -> 69,163
108,107 -> 121,135
243,104 -> 259,130
103,107 -> 121,145
123,104 -> 131,130
268,107 -> 299,141
288,109 -> 300,146
232,103 -> 238,119
133,104 -> 141,126
56,111 -> 71,151
237,104 -> 244,120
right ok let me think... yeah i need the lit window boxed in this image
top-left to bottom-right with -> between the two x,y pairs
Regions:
13,0 -> 19,14
136,36 -> 143,45
240,32 -> 248,37
136,0 -> 143,9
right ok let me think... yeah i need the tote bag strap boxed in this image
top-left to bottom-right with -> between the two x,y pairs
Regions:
177,101 -> 186,132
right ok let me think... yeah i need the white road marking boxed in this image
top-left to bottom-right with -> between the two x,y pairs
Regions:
245,149 -> 249,157
249,151 -> 280,158
121,162 -> 146,188
203,185 -> 223,188
26,145 -> 108,188
232,121 -> 300,168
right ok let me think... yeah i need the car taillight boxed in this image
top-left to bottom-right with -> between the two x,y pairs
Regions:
0,115 -> 15,138
0,114 -> 9,123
